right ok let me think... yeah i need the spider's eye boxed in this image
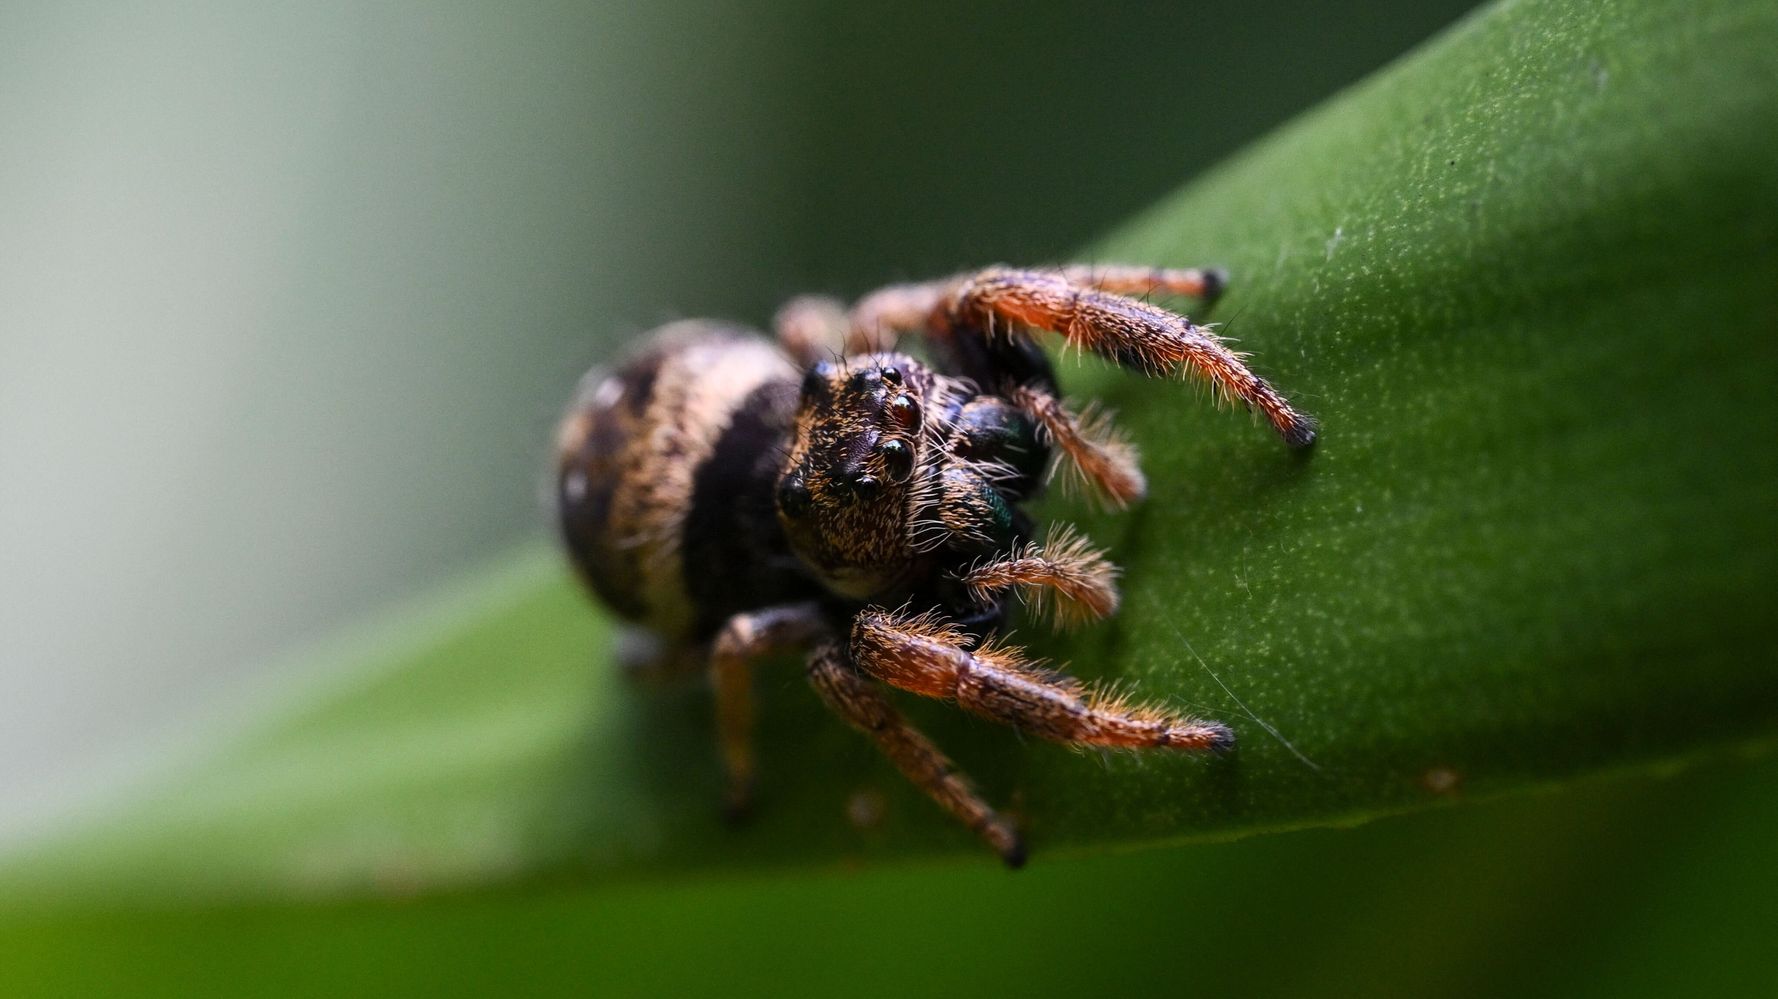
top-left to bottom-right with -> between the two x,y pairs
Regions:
880,439 -> 913,481
888,393 -> 919,428
800,362 -> 834,402
880,365 -> 902,386
851,474 -> 882,501
777,476 -> 812,518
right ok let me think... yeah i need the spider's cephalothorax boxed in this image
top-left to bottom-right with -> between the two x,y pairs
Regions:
556,265 -> 1315,867
775,353 -> 943,600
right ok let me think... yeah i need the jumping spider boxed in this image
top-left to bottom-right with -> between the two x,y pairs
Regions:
555,264 -> 1314,867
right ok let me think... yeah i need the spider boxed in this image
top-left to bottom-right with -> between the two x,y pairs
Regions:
555,264 -> 1314,866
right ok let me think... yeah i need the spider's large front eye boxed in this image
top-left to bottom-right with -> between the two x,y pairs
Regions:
888,393 -> 919,428
879,439 -> 913,481
778,475 -> 812,518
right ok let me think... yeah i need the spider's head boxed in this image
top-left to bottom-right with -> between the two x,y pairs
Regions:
776,353 -> 934,598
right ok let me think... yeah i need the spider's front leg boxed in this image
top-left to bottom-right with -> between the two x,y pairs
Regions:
950,267 -> 1316,447
847,265 -> 1315,448
708,603 -> 827,819
845,263 -> 1227,354
1053,263 -> 1229,311
849,608 -> 1233,752
806,642 -> 1025,867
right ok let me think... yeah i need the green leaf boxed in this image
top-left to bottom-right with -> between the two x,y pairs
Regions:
5,755 -> 1776,998
6,0 -> 1777,905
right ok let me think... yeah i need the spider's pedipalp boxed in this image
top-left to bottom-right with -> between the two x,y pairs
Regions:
961,525 -> 1120,629
850,608 -> 1233,752
806,642 -> 1025,867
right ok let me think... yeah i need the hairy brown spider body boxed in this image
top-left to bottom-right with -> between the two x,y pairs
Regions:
555,264 -> 1314,867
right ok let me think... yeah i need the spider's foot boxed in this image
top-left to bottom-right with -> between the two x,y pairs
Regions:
1282,413 -> 1319,450
1198,267 -> 1230,314
998,830 -> 1028,870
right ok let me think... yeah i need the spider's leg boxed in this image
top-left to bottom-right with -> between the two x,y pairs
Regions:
773,295 -> 848,367
844,281 -> 950,354
1005,383 -> 1146,505
806,642 -> 1025,867
850,608 -> 1233,751
958,525 -> 1120,629
843,264 -> 1226,352
709,603 -> 828,819
950,267 -> 1316,447
614,628 -> 706,685
1054,263 -> 1228,316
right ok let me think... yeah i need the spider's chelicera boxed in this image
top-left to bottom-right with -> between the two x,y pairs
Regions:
555,264 -> 1314,866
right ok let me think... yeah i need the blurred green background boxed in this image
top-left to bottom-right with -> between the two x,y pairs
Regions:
5,1 -> 1775,995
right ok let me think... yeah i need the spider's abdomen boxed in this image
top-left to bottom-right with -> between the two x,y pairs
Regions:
555,324 -> 814,640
